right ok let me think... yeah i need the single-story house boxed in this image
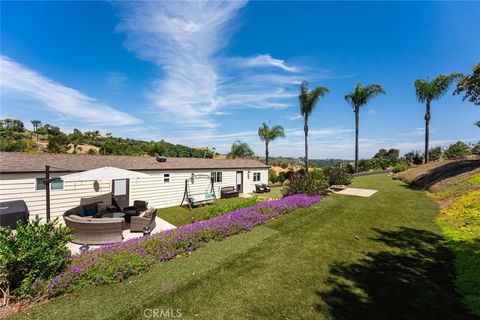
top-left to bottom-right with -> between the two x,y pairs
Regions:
0,152 -> 269,221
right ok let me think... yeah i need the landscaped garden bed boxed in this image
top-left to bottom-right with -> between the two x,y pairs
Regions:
27,194 -> 321,301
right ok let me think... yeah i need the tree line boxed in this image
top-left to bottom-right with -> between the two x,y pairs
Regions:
0,120 -> 215,158
228,63 -> 479,171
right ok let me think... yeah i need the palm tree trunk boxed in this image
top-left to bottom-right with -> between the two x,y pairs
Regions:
304,117 -> 309,173
355,109 -> 359,172
424,100 -> 431,164
265,141 -> 269,165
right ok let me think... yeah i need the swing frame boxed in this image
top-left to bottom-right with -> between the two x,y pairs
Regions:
180,174 -> 217,210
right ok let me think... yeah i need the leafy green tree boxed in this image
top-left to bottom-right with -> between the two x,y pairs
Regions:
428,146 -> 443,162
455,63 -> 480,105
0,119 -> 24,132
299,81 -> 329,172
258,122 -> 285,165
345,83 -> 386,171
444,141 -> 470,159
227,140 -> 255,159
414,73 -> 460,163
47,133 -> 69,153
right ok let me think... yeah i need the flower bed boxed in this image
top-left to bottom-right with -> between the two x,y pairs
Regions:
31,194 -> 321,300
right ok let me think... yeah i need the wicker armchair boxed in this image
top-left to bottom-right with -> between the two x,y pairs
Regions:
130,207 -> 156,233
123,200 -> 148,222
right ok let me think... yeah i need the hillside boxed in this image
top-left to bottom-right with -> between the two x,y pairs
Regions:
394,159 -> 480,315
0,119 -> 216,158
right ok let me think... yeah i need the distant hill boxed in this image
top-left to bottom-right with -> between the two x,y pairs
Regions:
0,118 -> 216,158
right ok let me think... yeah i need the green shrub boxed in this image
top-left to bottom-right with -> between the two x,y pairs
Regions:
404,150 -> 424,165
0,219 -> 72,299
323,166 -> 352,185
268,168 -> 278,183
444,141 -> 471,159
392,161 -> 409,173
204,198 -> 263,219
282,173 -> 329,196
428,146 -> 443,161
310,168 -> 324,180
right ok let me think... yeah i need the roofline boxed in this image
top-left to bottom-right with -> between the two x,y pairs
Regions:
0,166 -> 270,174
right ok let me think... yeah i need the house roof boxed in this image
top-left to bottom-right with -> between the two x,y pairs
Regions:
0,152 -> 269,173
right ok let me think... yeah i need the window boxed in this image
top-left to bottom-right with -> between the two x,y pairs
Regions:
164,173 -> 170,183
211,171 -> 222,183
35,178 -> 64,191
253,172 -> 261,182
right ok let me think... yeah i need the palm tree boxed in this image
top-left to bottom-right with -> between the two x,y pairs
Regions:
258,122 -> 285,165
414,74 -> 460,163
299,81 -> 329,172
31,120 -> 42,141
345,83 -> 386,171
227,140 -> 255,159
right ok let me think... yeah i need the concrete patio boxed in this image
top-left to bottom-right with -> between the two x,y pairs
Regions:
67,216 -> 176,255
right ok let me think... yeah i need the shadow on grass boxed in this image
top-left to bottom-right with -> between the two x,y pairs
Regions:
316,227 -> 476,319
411,160 -> 480,189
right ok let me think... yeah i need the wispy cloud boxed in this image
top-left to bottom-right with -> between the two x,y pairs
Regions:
231,54 -> 298,72
115,1 -> 309,128
0,56 -> 139,126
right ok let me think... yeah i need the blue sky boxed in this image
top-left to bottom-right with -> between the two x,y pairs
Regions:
1,1 -> 479,159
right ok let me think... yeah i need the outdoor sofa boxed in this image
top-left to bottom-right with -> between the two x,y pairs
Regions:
221,186 -> 239,198
64,201 -> 124,245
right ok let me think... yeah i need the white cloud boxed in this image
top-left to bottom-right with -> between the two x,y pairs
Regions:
232,54 -> 298,72
0,56 -> 139,126
115,1 -> 307,128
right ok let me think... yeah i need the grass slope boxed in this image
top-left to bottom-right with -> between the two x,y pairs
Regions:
396,160 -> 480,316
10,175 -> 475,319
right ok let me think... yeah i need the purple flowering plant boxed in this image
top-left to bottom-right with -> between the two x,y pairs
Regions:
30,194 -> 321,300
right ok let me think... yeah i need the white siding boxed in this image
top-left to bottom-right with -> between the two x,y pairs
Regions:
129,168 -> 268,209
0,172 -> 111,221
0,167 -> 269,221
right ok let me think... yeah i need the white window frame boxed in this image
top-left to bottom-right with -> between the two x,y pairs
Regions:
253,172 -> 261,182
163,173 -> 170,183
35,177 -> 64,191
211,171 -> 222,183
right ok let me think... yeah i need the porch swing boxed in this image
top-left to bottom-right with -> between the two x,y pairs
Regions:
180,174 -> 216,210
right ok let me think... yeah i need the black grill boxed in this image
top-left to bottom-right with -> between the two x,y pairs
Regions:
0,200 -> 29,230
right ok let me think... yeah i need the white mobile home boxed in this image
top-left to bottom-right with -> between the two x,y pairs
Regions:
0,152 -> 269,221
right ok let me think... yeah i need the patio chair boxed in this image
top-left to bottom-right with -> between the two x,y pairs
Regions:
130,207 -> 157,232
261,184 -> 271,193
123,200 -> 148,223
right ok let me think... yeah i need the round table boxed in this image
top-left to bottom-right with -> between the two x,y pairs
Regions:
101,212 -> 125,219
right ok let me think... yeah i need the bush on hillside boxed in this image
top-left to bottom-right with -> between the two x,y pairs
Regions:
0,219 -> 72,300
323,166 -> 352,186
268,168 -> 278,183
283,173 -> 329,196
444,141 -> 471,159
428,146 -> 443,162
404,150 -> 424,165
392,161 -> 410,173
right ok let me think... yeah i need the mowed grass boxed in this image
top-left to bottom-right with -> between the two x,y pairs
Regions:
10,175 -> 475,320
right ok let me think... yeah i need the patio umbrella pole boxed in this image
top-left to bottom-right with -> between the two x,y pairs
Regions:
45,165 -> 51,222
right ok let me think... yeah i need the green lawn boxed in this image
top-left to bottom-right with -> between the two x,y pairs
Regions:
156,197 -> 261,227
10,175 -> 475,319
156,188 -> 284,227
